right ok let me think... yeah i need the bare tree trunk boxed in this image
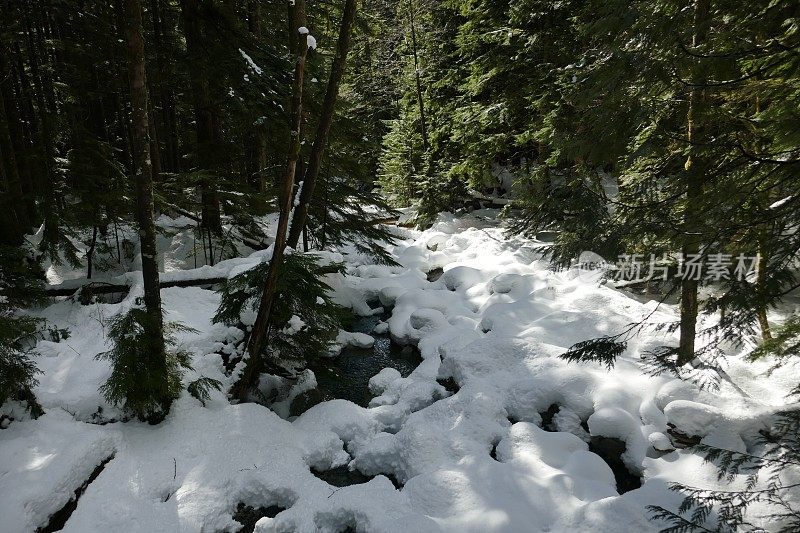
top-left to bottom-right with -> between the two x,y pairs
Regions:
87,225 -> 98,279
756,236 -> 772,341
124,0 -> 165,351
0,65 -> 26,244
231,0 -> 309,401
287,0 -> 358,250
181,0 -> 222,234
677,0 -> 711,365
408,0 -> 428,150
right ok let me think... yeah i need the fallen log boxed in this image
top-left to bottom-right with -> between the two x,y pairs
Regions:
46,277 -> 228,298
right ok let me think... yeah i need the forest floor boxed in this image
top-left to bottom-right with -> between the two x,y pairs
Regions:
1,209 -> 798,533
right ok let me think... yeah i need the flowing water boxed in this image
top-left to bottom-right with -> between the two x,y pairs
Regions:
302,312 -> 422,409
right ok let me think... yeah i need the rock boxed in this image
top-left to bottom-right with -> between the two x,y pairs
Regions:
409,308 -> 448,333
336,331 -> 375,349
426,267 -> 444,282
289,388 -> 327,417
369,368 -> 402,395
379,286 -> 405,307
648,431 -> 675,452
488,273 -> 523,294
425,233 -> 449,251
442,266 -> 484,291
664,400 -> 723,437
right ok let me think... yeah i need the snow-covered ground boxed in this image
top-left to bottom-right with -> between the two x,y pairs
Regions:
2,210 -> 797,532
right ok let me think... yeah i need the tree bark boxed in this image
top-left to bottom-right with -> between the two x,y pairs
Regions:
231,0 -> 309,401
0,60 -> 27,244
124,0 -> 165,350
408,0 -> 429,151
677,0 -> 711,365
287,0 -> 358,250
180,0 -> 223,234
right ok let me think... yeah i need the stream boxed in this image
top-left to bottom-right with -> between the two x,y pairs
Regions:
292,312 -> 422,414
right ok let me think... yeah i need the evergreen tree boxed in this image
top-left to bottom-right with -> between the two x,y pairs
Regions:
0,246 -> 45,417
97,0 -> 185,422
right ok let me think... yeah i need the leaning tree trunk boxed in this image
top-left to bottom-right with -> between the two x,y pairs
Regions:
124,0 -> 165,353
677,0 -> 711,365
230,0 -> 309,401
287,0 -> 358,250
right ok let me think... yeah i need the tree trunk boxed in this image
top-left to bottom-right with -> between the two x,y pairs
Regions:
756,237 -> 772,341
0,43 -> 32,233
87,226 -> 98,279
0,61 -> 27,244
408,0 -> 428,150
124,0 -> 165,350
181,0 -> 222,234
677,0 -> 711,365
247,0 -> 261,36
286,0 -> 358,249
231,0 -> 309,401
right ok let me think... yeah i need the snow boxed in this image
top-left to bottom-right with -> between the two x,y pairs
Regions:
770,196 -> 792,209
239,48 -> 263,75
306,35 -> 317,50
3,210 -> 797,532
336,330 -> 375,349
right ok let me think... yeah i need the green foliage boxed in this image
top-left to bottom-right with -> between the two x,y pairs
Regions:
506,165 -> 616,266
96,309 -> 194,422
648,410 -> 800,533
750,314 -> 800,363
214,252 -> 346,366
0,246 -> 46,416
187,376 -> 223,407
379,108 -> 426,207
560,335 -> 628,370
304,177 -> 400,265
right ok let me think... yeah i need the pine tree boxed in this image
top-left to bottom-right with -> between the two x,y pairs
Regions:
231,0 -> 311,401
0,246 -> 45,417
97,0 -> 186,422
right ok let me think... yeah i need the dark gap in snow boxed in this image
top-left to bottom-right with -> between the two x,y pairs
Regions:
314,510 -> 359,533
312,465 -> 372,487
37,453 -> 115,533
666,423 -> 702,448
587,437 -> 642,494
426,267 -> 444,282
1,413 -> 14,429
539,404 -> 560,432
216,323 -> 248,375
436,377 -> 460,395
507,415 -> 520,425
383,472 -> 404,490
232,502 -> 286,533
311,466 -> 404,490
288,388 -> 327,417
490,439 -> 501,461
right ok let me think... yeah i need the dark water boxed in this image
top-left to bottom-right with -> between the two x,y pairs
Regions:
305,313 -> 422,408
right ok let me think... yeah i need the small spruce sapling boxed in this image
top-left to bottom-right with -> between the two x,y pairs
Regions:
97,306 -> 220,422
0,246 -> 47,418
214,252 -> 345,374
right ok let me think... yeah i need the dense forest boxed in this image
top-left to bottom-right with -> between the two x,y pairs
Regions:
1,1 -> 799,532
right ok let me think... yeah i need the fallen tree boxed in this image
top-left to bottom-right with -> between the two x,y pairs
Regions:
45,277 -> 228,298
